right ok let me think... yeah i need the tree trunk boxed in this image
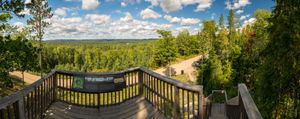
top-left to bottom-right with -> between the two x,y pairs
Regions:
22,71 -> 24,85
39,22 -> 43,77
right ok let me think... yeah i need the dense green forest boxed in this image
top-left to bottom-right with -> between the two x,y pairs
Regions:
1,0 -> 299,118
40,30 -> 204,73
42,40 -> 158,72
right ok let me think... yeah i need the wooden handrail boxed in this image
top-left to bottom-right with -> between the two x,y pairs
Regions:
238,83 -> 262,119
55,67 -> 203,92
139,67 -> 203,92
0,70 -> 56,109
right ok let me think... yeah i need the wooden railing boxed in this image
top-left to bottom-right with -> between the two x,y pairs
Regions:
139,67 -> 204,119
0,67 -> 205,119
0,71 -> 56,119
226,84 -> 263,119
0,68 -> 262,119
55,68 -> 140,107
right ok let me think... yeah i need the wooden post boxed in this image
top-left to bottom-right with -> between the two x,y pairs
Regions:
53,73 -> 57,102
198,86 -> 203,119
198,93 -> 203,119
17,98 -> 25,119
173,86 -> 180,119
138,70 -> 144,96
98,93 -> 100,111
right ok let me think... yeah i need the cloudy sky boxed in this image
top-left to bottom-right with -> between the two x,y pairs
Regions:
12,0 -> 274,40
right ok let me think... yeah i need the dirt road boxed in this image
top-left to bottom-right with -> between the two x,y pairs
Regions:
9,71 -> 41,84
154,55 -> 202,82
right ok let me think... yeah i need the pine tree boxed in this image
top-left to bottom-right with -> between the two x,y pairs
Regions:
219,14 -> 224,28
27,0 -> 53,75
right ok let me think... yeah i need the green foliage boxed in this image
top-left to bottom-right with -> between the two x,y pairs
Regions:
219,14 -> 224,28
255,0 -> 300,118
0,0 -> 24,22
0,0 -> 38,88
0,33 -> 38,88
41,40 -> 157,72
154,30 -> 178,67
197,52 -> 233,96
176,30 -> 202,56
196,2 -> 299,118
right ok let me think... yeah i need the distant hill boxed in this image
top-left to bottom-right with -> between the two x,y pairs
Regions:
44,39 -> 158,43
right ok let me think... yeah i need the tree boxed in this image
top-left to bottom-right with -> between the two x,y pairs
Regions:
256,0 -> 300,118
199,20 -> 217,53
228,9 -> 235,34
215,27 -> 229,60
227,9 -> 240,50
154,30 -> 177,67
219,13 -> 224,28
27,0 -> 53,75
0,0 -> 24,23
176,30 -> 190,56
0,0 -> 38,87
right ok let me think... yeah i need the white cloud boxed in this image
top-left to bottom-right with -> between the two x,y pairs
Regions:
146,0 -> 212,13
180,18 -> 201,25
121,2 -> 127,7
54,8 -> 67,17
25,0 -> 31,4
146,0 -> 159,6
164,15 -> 200,25
82,0 -> 100,10
62,17 -> 82,24
226,0 -> 251,10
243,17 -> 256,27
159,0 -> 182,13
240,14 -> 250,20
85,14 -> 111,24
120,12 -> 133,22
45,13 -> 176,40
13,22 -> 24,27
164,15 -> 181,23
120,0 -> 141,7
18,8 -> 30,15
236,9 -> 244,14
176,26 -> 191,31
140,8 -> 161,19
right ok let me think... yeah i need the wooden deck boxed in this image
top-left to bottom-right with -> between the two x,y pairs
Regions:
209,103 -> 227,119
44,96 -> 165,119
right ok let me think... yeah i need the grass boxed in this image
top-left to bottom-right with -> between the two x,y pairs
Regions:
171,74 -> 196,84
0,78 -> 27,98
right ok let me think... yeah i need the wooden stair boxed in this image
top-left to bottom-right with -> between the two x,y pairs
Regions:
44,96 -> 165,119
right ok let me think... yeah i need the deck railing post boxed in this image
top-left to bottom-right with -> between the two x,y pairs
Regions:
53,72 -> 57,102
198,86 -> 203,119
138,70 -> 144,96
17,98 -> 25,119
173,86 -> 180,119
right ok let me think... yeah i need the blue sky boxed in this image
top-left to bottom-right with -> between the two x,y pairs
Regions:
13,0 -> 275,40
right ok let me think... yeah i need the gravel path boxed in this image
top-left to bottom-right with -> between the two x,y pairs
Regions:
9,71 -> 41,84
154,55 -> 202,82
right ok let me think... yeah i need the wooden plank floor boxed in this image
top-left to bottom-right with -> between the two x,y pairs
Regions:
209,103 -> 227,119
44,97 -> 165,119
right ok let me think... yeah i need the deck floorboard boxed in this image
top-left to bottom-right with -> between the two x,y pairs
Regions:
44,96 -> 165,119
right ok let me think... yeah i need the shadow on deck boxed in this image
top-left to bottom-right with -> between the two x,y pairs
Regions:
45,96 -> 164,119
